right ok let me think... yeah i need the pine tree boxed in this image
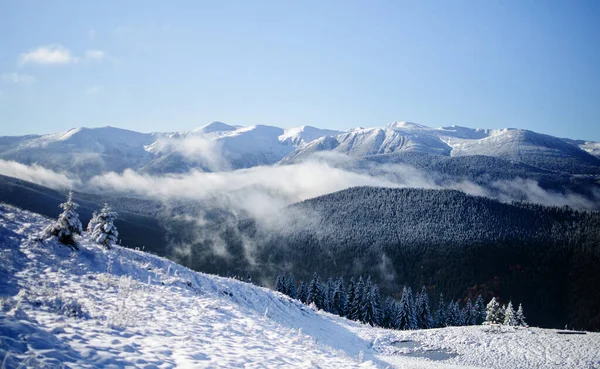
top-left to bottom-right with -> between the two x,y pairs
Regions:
348,277 -> 365,321
435,293 -> 447,328
297,281 -> 307,303
498,304 -> 506,324
447,301 -> 462,326
86,210 -> 99,233
44,191 -> 83,248
415,286 -> 433,329
331,277 -> 346,316
516,303 -> 527,327
396,286 -> 417,330
285,274 -> 296,299
361,277 -> 382,326
485,297 -> 501,324
306,273 -> 324,309
474,295 -> 486,324
91,203 -> 119,249
324,277 -> 335,313
382,297 -> 397,329
464,299 -> 475,325
344,277 -> 356,318
275,274 -> 285,294
503,301 -> 518,326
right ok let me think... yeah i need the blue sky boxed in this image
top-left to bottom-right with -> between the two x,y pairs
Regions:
1,0 -> 599,140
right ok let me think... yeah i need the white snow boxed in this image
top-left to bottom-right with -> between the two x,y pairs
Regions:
1,203 -> 599,368
0,122 -> 598,178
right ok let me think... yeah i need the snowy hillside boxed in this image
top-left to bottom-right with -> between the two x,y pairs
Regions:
1,204 -> 600,368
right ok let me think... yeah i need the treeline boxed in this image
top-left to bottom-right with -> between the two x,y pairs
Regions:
242,187 -> 600,330
275,273 -> 528,330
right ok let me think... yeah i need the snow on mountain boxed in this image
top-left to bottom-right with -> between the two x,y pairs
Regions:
283,122 -> 600,174
279,125 -> 343,146
0,122 -> 598,178
2,203 -> 600,368
0,127 -> 155,180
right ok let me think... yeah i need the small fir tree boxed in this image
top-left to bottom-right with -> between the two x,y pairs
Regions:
285,274 -> 297,299
503,301 -> 518,326
485,297 -> 502,324
516,303 -> 527,327
44,191 -> 82,248
435,293 -> 447,328
474,295 -> 486,324
87,210 -> 99,233
91,203 -> 119,249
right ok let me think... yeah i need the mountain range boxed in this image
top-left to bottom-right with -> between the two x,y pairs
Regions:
1,121 -> 599,179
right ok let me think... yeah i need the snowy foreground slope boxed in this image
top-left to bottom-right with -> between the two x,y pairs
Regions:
1,204 -> 599,369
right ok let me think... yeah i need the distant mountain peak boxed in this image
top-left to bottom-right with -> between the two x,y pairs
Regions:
192,121 -> 238,133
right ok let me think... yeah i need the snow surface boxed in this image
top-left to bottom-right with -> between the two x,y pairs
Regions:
2,204 -> 600,368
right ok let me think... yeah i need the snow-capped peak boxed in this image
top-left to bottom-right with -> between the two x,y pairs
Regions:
192,121 -> 239,134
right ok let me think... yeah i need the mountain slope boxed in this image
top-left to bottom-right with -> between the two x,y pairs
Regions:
0,127 -> 155,180
1,203 -> 599,368
283,122 -> 600,174
227,187 -> 600,330
2,122 -> 598,178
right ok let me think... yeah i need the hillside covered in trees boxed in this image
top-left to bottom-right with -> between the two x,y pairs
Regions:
212,187 -> 600,331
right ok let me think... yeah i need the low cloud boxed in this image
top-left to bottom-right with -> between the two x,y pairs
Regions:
0,160 -> 76,189
19,45 -> 79,66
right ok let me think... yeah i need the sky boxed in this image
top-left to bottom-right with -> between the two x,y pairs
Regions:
0,0 -> 599,140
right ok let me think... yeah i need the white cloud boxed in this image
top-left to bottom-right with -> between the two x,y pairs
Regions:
85,85 -> 104,95
1,73 -> 36,84
19,45 -> 79,66
0,160 -> 76,189
85,49 -> 105,60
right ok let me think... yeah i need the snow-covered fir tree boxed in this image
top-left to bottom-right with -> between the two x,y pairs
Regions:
415,286 -> 433,329
91,203 -> 119,249
285,274 -> 296,299
297,281 -> 307,303
331,277 -> 345,316
447,300 -> 463,326
485,297 -> 502,324
275,274 -> 286,294
86,210 -> 99,233
474,295 -> 486,325
361,277 -> 382,326
435,293 -> 447,328
395,286 -> 417,330
382,297 -> 397,329
344,277 -> 356,317
516,303 -> 527,327
324,277 -> 335,313
503,301 -> 518,326
464,299 -> 476,325
44,191 -> 83,248
348,277 -> 365,321
306,273 -> 324,310
498,304 -> 507,324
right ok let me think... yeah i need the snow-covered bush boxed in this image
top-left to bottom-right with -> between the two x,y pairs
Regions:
91,203 -> 119,249
106,276 -> 142,328
43,191 -> 82,248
